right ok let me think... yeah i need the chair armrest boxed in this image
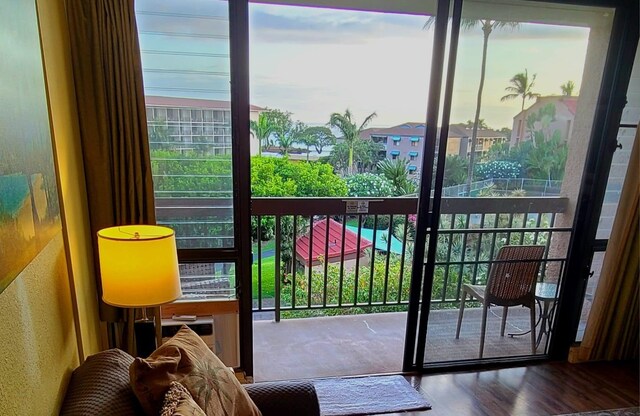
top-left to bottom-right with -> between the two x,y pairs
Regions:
243,380 -> 320,416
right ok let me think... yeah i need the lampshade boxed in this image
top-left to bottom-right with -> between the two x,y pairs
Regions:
97,225 -> 182,308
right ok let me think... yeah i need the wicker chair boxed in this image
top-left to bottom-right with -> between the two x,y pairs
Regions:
456,245 -> 545,358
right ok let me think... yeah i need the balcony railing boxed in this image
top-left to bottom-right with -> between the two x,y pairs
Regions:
153,196 -> 570,311
251,196 -> 570,321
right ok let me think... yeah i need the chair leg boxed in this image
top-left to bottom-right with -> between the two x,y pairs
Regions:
456,290 -> 467,339
500,306 -> 508,337
479,304 -> 488,359
530,303 -> 537,354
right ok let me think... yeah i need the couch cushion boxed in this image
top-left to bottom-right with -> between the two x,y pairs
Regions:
60,348 -> 143,416
160,381 -> 206,416
244,381 -> 320,416
130,325 -> 261,416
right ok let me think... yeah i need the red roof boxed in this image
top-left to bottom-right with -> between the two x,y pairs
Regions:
562,97 -> 578,115
296,219 -> 372,266
145,95 -> 264,112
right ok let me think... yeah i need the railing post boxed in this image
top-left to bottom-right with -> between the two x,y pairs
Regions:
275,215 -> 281,323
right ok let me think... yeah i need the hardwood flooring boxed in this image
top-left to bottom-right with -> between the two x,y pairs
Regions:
394,361 -> 638,416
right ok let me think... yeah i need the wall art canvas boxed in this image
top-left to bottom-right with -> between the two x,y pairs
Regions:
0,0 -> 61,294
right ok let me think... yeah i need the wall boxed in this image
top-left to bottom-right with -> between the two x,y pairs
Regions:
0,235 -> 79,415
0,0 -> 104,413
37,0 -> 103,358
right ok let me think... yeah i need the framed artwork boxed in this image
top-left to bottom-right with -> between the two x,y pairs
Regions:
0,0 -> 61,294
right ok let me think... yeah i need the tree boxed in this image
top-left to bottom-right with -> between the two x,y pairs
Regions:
426,18 -> 519,196
485,141 -> 510,162
377,158 -> 416,196
443,155 -> 468,187
297,126 -> 336,162
276,121 -> 306,156
500,69 -> 539,112
251,156 -> 347,198
328,140 -> 383,174
148,118 -> 172,150
561,80 -> 575,96
268,110 -> 294,155
307,126 -> 336,155
524,134 -> 568,181
464,119 -> 488,129
329,109 -> 377,174
250,111 -> 277,157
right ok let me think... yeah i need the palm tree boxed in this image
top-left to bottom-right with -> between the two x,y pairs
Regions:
250,113 -> 274,157
329,109 -> 377,174
425,18 -> 518,194
276,121 -> 305,157
500,69 -> 539,112
377,158 -> 415,196
561,80 -> 575,96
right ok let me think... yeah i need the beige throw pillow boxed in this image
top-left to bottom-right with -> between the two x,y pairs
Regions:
130,325 -> 261,416
161,381 -> 206,416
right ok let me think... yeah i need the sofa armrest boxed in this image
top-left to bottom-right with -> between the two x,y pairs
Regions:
244,381 -> 320,416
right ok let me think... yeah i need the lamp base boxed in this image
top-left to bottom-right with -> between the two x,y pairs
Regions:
134,319 -> 157,357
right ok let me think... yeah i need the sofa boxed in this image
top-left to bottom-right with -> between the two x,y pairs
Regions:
60,345 -> 320,416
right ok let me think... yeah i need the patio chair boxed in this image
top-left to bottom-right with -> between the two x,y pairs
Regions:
456,245 -> 545,358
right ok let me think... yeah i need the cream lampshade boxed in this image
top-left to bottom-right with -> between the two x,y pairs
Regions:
97,225 -> 182,308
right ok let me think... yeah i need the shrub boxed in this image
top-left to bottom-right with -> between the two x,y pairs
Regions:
475,160 -> 522,180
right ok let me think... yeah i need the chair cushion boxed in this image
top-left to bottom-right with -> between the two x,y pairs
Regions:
60,349 -> 143,416
130,325 -> 261,416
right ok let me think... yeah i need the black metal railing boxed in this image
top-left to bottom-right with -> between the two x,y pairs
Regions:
250,196 -> 570,321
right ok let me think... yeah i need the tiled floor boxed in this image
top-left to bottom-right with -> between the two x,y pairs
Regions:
253,307 -> 546,382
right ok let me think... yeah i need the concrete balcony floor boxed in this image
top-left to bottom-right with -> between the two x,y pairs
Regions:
253,307 -> 548,382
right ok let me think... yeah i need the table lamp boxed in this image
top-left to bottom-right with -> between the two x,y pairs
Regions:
97,225 -> 182,357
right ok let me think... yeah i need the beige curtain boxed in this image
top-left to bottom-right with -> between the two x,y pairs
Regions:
571,125 -> 639,362
66,0 -> 157,351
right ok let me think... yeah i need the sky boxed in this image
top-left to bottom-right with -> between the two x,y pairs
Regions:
135,0 -> 598,130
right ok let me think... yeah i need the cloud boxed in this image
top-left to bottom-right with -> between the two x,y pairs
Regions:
251,5 -> 428,44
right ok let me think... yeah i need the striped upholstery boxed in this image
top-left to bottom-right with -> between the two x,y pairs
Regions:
60,349 -> 143,416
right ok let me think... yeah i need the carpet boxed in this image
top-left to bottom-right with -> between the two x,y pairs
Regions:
557,408 -> 640,416
313,375 -> 431,416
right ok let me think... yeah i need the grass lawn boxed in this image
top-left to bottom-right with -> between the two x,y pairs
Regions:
251,239 -> 276,254
252,256 -> 275,299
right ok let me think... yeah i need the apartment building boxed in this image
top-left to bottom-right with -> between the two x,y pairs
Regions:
510,96 -> 578,147
145,96 -> 263,155
361,122 -> 507,176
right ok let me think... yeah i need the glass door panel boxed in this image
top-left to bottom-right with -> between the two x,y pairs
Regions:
422,0 -> 615,364
248,0 -> 437,381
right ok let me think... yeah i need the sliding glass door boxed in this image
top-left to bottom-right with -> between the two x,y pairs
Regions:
404,0 -> 637,369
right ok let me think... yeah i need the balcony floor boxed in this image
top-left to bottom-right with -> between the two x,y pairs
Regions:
253,307 -> 546,382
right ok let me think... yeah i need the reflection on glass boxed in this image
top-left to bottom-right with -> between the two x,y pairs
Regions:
136,0 -> 235,249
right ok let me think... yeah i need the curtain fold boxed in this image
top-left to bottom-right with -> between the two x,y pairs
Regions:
572,125 -> 639,362
66,0 -> 156,349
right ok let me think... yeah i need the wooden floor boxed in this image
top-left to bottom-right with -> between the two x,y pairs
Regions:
397,361 -> 639,416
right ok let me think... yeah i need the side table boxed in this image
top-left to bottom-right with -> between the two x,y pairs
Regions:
508,282 -> 559,350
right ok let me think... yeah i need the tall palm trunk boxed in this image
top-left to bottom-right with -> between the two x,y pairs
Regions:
466,27 -> 491,195
348,145 -> 354,174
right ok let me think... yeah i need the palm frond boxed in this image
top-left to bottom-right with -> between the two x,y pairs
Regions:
500,93 -> 519,102
358,111 -> 377,131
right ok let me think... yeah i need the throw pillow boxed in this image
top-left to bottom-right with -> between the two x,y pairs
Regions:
130,325 -> 261,416
60,348 -> 143,416
160,381 -> 206,416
